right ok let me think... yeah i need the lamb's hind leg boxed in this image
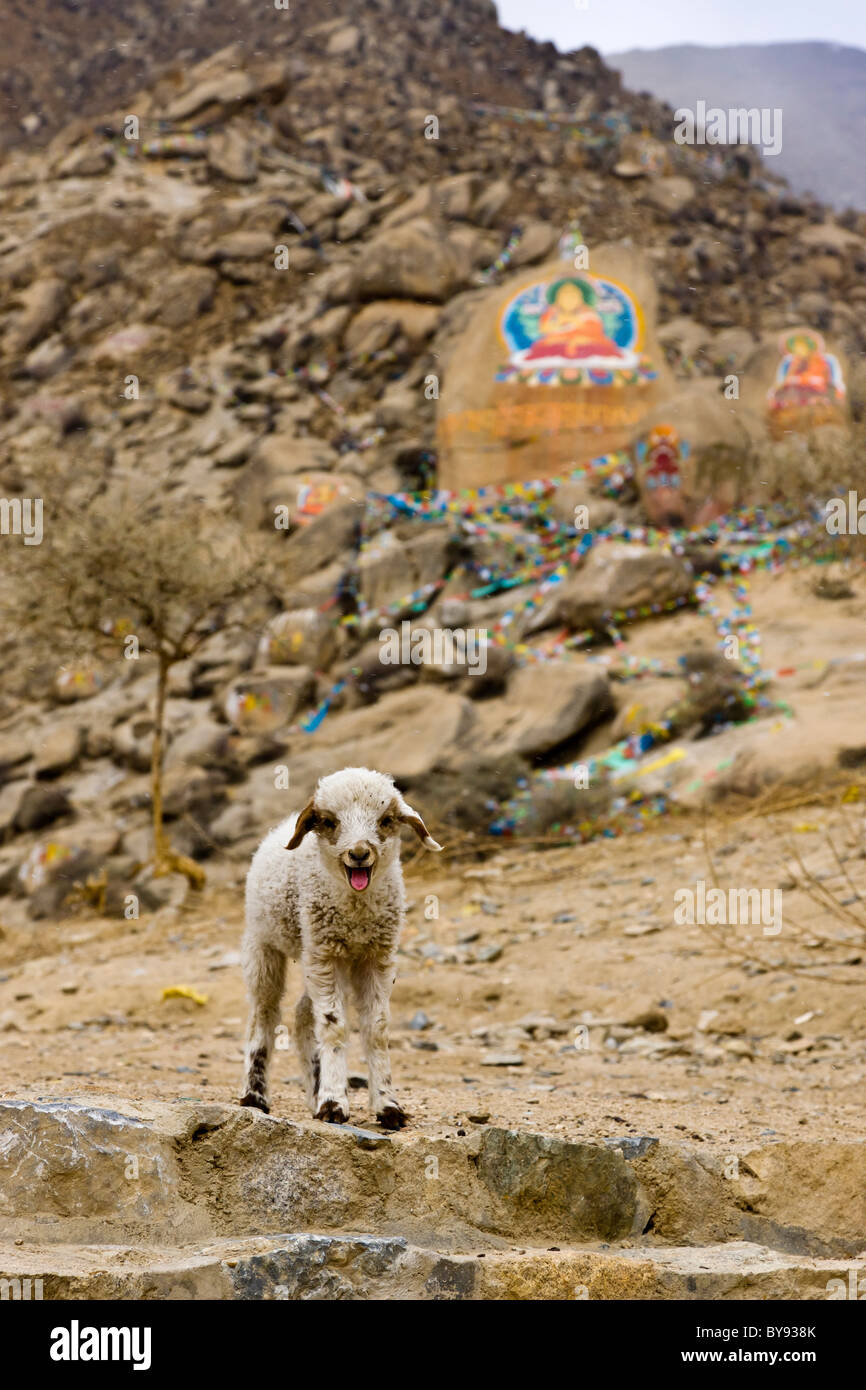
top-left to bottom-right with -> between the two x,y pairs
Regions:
352,957 -> 407,1129
294,992 -> 320,1111
240,940 -> 287,1113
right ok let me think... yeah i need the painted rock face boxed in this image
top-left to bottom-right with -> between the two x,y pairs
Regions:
740,325 -> 850,444
766,330 -> 847,438
635,425 -> 688,526
294,478 -> 346,524
436,245 -> 671,491
55,664 -> 103,703
633,381 -> 758,529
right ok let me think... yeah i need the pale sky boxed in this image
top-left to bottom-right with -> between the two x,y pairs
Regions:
495,0 -> 866,53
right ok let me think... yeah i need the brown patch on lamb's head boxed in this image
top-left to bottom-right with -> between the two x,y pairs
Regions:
393,792 -> 442,852
284,800 -> 319,850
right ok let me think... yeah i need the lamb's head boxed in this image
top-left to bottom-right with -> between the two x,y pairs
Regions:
285,766 -> 442,894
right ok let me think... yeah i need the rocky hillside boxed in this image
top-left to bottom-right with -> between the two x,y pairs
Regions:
0,0 -> 614,153
0,3 -> 865,924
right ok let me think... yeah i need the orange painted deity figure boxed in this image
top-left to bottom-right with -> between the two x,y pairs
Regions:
768,331 -> 845,412
523,278 -> 625,362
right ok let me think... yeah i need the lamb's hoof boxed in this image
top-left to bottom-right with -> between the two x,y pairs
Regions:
316,1099 -> 349,1124
376,1103 -> 408,1130
239,1091 -> 270,1114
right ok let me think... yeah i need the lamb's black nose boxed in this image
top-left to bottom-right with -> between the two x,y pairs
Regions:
348,847 -> 370,863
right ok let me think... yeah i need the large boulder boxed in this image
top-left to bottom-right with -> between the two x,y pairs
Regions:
0,781 -> 29,840
110,716 -> 157,774
609,677 -> 689,742
475,661 -> 613,757
741,325 -> 851,440
164,718 -> 242,775
12,782 -> 73,833
163,57 -> 287,124
32,724 -> 83,778
145,268 -> 216,328
0,731 -> 33,779
436,243 -> 672,490
223,669 -> 316,732
207,128 -> 258,182
381,174 -> 481,229
236,685 -> 477,831
396,748 -> 528,833
230,445 -> 354,530
304,686 -> 477,785
356,526 -> 452,614
344,300 -> 441,355
349,218 -> 470,303
4,277 -> 67,356
19,823 -> 121,918
284,499 -> 365,580
539,543 -> 694,632
640,176 -> 696,217
258,609 -> 338,670
509,220 -> 560,267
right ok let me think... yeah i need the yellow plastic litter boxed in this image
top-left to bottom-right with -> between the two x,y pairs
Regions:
161,986 -> 208,1006
792,823 -> 819,833
636,747 -> 686,777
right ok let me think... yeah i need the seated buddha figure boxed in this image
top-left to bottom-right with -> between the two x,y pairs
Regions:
769,332 -> 838,408
523,278 -> 625,363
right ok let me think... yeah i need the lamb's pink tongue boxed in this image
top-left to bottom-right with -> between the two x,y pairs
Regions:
350,867 -> 370,891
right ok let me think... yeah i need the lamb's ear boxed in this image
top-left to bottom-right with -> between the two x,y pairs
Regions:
395,795 -> 442,852
285,802 -> 317,850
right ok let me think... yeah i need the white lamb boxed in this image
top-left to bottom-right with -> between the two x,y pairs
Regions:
239,766 -> 442,1127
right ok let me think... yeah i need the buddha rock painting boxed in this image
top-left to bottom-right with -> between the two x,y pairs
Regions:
767,330 -> 846,437
295,478 -> 343,523
496,272 -> 657,387
436,246 -> 671,491
634,380 -> 758,530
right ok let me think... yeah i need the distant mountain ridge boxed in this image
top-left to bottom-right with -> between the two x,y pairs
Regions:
608,41 -> 866,210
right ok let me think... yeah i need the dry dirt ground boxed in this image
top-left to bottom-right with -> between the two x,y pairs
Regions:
2,802 -> 865,1152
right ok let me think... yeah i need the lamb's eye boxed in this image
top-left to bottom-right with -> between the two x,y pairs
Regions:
380,815 -> 395,831
320,815 -> 337,832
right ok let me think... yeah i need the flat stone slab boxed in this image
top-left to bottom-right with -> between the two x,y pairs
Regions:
2,1098 -> 865,1270
1,1236 -> 864,1301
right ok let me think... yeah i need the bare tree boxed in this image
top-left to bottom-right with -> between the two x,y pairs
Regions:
5,485 -> 270,884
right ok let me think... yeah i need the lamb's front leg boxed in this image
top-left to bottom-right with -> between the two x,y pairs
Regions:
305,955 -> 349,1123
352,957 -> 407,1130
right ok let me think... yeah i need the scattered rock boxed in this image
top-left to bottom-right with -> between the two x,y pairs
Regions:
12,783 -> 72,833
350,219 -> 469,302
33,725 -> 83,778
546,543 -> 693,632
476,661 -> 613,757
